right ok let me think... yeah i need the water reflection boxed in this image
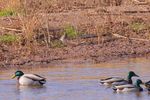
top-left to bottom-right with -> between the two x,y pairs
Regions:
16,85 -> 47,100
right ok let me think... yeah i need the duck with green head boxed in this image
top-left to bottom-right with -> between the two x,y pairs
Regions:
113,79 -> 143,92
12,70 -> 46,86
100,71 -> 139,86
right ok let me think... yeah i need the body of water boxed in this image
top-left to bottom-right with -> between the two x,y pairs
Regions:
0,58 -> 150,100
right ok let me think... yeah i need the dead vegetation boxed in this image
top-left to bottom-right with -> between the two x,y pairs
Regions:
0,0 -> 149,46
0,0 -> 149,67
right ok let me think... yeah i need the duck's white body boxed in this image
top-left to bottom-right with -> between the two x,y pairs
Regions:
113,82 -> 143,92
18,74 -> 46,86
100,77 -> 127,86
113,84 -> 135,92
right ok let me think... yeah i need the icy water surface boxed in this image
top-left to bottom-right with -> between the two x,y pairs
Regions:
0,58 -> 150,100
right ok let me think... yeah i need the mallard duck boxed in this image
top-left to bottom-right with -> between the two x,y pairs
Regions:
100,71 -> 139,86
145,81 -> 150,91
12,70 -> 46,86
112,79 -> 143,92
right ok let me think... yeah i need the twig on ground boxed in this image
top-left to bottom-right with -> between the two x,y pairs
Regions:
112,33 -> 150,42
0,26 -> 22,32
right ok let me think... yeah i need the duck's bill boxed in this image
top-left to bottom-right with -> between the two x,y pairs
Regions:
134,74 -> 139,77
11,75 -> 16,79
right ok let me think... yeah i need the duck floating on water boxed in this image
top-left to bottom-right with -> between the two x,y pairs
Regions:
112,79 -> 143,92
100,71 -> 139,86
12,70 -> 46,86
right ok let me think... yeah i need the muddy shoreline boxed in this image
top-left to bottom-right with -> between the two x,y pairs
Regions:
0,2 -> 150,68
1,37 -> 150,69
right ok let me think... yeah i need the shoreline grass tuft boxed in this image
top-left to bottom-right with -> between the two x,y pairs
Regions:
0,9 -> 15,17
0,34 -> 19,43
64,25 -> 78,39
130,22 -> 146,32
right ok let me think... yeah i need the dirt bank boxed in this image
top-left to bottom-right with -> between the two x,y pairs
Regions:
1,37 -> 150,68
0,1 -> 150,68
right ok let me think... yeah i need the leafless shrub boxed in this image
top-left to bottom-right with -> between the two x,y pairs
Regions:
15,0 -> 54,47
99,0 -> 123,6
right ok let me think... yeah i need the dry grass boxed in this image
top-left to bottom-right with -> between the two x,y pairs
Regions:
0,0 -> 149,66
0,0 -> 149,47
